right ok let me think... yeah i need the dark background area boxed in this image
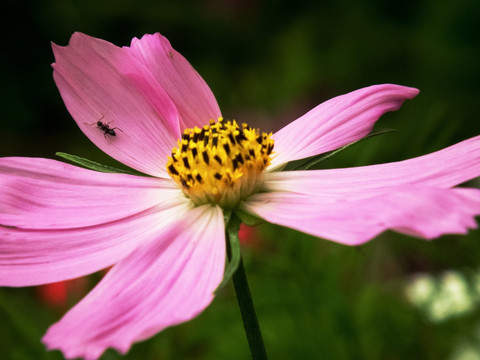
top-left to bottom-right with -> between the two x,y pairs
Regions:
1,0 -> 480,359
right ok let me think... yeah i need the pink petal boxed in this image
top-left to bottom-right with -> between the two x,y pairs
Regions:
0,157 -> 182,229
264,135 -> 480,196
42,205 -> 225,360
270,84 -> 419,170
250,137 -> 480,245
0,197 -> 192,287
128,33 -> 222,130
243,187 -> 480,245
52,32 -> 181,177
0,157 -> 191,286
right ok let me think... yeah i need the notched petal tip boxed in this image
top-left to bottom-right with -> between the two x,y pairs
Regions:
69,31 -> 94,43
131,32 -> 168,44
51,32 -> 88,50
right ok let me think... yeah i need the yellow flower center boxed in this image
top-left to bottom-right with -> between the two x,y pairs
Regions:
166,118 -> 274,208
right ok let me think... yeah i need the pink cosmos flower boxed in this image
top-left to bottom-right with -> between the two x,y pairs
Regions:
1,32 -> 480,359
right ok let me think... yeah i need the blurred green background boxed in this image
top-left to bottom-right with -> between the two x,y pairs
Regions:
1,0 -> 480,359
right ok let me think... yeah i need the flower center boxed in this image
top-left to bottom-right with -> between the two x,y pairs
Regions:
166,118 -> 274,208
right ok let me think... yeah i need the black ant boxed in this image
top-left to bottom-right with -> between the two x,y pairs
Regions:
85,116 -> 123,140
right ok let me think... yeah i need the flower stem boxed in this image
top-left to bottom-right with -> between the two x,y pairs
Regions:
226,216 -> 268,360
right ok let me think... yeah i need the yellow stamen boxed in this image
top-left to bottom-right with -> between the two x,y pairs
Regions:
166,117 -> 274,208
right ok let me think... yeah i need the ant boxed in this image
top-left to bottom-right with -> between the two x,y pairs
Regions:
85,116 -> 123,140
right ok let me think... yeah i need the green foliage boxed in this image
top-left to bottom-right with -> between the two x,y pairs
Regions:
56,152 -> 136,174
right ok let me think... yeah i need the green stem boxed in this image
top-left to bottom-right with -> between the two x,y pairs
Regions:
226,218 -> 268,360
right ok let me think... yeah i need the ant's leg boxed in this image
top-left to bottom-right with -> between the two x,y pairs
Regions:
111,127 -> 125,134
84,114 -> 105,127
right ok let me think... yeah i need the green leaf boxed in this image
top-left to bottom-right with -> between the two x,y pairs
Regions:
215,213 -> 242,292
286,128 -> 399,171
235,209 -> 264,227
56,152 -> 134,174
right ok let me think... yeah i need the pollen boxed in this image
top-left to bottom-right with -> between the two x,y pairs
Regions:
166,117 -> 274,208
